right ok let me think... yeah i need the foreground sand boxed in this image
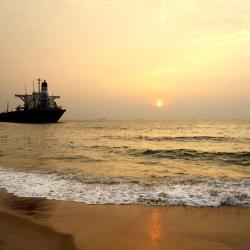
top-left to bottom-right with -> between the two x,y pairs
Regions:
0,211 -> 75,250
0,190 -> 249,250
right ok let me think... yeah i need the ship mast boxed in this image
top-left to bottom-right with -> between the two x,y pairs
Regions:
37,78 -> 41,93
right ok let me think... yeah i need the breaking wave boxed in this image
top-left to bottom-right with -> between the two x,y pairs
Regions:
0,167 -> 249,207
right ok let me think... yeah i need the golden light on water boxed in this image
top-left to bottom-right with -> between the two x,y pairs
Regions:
147,210 -> 162,242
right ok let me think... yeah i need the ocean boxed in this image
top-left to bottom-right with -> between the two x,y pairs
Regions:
0,120 -> 249,206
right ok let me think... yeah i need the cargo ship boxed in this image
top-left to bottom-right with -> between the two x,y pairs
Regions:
0,79 -> 66,123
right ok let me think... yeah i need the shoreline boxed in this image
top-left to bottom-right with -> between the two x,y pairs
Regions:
0,189 -> 250,250
0,166 -> 248,207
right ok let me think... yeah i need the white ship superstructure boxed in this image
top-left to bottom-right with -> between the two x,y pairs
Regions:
15,79 -> 61,111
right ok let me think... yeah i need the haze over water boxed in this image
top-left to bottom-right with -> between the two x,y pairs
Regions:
0,120 -> 249,206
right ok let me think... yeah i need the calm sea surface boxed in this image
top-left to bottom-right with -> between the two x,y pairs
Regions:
0,120 -> 249,206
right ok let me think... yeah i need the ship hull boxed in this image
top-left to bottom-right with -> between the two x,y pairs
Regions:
0,109 -> 66,123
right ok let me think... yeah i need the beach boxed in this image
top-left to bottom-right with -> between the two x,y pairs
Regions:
0,120 -> 249,249
0,189 -> 249,250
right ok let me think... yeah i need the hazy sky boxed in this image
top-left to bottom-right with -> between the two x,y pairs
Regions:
1,0 -> 250,119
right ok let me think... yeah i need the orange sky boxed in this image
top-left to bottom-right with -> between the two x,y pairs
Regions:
0,0 -> 250,119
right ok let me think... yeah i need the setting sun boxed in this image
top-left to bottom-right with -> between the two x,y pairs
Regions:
156,100 -> 163,108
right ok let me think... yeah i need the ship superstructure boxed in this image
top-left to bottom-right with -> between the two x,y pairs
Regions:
0,79 -> 66,123
15,79 -> 61,111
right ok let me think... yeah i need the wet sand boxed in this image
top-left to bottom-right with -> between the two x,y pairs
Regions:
0,190 -> 249,250
0,211 -> 76,250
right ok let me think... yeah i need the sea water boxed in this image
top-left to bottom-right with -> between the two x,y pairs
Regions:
0,120 -> 249,206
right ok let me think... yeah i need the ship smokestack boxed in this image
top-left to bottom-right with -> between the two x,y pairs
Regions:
40,80 -> 49,109
41,80 -> 48,94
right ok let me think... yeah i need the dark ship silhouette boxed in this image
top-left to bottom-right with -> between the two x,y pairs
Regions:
0,79 -> 66,123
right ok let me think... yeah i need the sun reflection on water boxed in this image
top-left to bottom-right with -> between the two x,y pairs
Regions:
147,209 -> 162,243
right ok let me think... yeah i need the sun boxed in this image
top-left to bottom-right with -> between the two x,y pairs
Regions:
156,100 -> 163,108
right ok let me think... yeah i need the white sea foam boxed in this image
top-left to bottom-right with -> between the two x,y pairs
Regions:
0,167 -> 249,207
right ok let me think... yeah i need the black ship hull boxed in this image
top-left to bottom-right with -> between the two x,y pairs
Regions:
0,109 -> 66,123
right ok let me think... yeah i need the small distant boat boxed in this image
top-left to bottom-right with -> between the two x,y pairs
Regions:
0,79 -> 66,123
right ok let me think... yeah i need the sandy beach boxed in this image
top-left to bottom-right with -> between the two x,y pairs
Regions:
0,189 -> 249,250
0,211 -> 75,250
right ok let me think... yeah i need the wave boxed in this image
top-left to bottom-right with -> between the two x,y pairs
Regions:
0,167 -> 249,207
69,144 -> 250,166
92,126 -> 127,130
101,135 -> 250,144
136,135 -> 250,143
40,155 -> 103,163
131,149 -> 250,166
